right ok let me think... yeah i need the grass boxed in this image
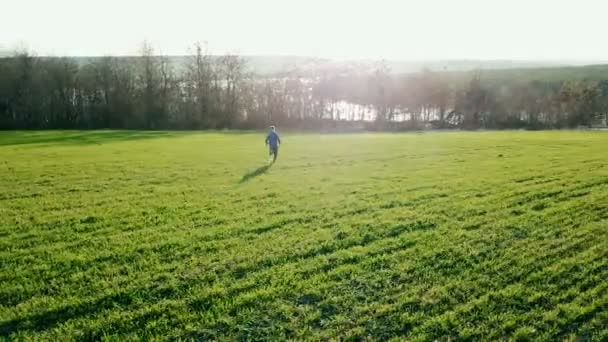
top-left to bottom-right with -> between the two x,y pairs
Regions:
1,130 -> 607,341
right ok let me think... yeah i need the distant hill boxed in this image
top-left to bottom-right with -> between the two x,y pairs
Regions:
242,57 -> 608,75
0,47 -> 11,57
230,57 -> 603,75
5,53 -> 608,80
340,59 -> 566,74
443,64 -> 608,84
61,55 -> 602,76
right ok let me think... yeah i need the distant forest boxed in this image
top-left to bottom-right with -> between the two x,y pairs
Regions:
2,43 -> 608,130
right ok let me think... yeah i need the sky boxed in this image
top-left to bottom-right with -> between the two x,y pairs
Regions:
2,0 -> 607,60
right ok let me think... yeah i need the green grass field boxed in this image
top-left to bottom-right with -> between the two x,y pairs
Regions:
1,131 -> 607,341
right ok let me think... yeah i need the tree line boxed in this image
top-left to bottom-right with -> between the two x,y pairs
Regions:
2,43 -> 608,130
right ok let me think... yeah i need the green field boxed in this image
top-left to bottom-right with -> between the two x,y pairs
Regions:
1,131 -> 608,341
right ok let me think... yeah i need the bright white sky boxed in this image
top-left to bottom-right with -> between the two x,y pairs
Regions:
2,0 -> 607,60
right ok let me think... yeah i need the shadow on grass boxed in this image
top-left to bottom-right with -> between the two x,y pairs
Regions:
0,130 -> 185,147
239,163 -> 272,183
0,291 -> 134,335
0,280 -> 185,337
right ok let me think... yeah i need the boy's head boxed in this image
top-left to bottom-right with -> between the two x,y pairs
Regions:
270,125 -> 276,131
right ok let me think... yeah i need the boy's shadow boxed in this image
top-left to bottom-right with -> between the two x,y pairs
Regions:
239,163 -> 273,183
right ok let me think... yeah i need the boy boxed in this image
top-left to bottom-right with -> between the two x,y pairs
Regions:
265,125 -> 281,162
